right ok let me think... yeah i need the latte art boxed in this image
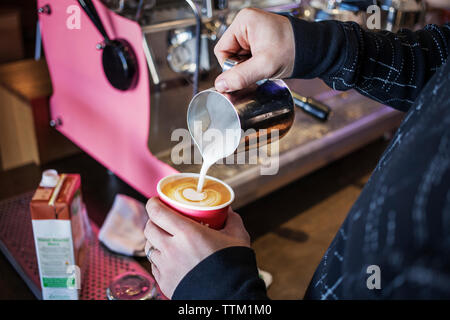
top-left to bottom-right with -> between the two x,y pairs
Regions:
161,177 -> 231,207
182,188 -> 207,201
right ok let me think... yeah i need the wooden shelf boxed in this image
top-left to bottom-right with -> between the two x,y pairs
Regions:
0,58 -> 52,101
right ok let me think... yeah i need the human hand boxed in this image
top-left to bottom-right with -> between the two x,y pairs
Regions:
144,197 -> 251,299
214,8 -> 295,92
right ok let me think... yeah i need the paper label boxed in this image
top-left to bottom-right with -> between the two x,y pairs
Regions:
32,219 -> 78,300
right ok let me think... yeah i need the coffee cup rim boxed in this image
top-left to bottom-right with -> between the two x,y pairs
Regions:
157,173 -> 235,211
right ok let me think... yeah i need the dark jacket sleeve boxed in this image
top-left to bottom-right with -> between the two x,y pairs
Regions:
172,246 -> 268,300
287,17 -> 450,112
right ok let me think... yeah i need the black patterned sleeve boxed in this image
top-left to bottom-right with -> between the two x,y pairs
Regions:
287,17 -> 450,112
172,246 -> 268,300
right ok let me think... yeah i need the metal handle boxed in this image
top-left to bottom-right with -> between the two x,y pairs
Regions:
222,60 -> 330,122
222,59 -> 239,72
222,56 -> 251,72
78,0 -> 111,43
221,57 -> 269,89
292,92 -> 331,122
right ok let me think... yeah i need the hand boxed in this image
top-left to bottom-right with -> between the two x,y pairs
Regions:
144,197 -> 251,299
214,8 -> 295,92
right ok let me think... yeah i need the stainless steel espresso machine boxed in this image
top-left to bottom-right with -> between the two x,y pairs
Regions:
296,0 -> 425,31
39,0 -> 415,208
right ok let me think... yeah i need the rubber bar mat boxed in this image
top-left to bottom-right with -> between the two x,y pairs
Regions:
0,191 -> 165,300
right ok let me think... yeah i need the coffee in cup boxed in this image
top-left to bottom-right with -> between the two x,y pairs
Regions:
161,176 -> 231,207
157,173 -> 234,229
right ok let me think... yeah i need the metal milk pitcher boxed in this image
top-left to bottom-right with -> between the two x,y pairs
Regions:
187,58 -> 295,159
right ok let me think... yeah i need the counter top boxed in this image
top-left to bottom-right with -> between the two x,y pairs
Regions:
0,137 -> 390,299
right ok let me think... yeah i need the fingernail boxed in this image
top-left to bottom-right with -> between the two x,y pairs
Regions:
215,79 -> 229,92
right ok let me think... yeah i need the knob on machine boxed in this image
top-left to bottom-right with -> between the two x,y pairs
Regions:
78,0 -> 138,91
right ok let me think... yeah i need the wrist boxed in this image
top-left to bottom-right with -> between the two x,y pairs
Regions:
286,16 -> 347,79
172,246 -> 266,300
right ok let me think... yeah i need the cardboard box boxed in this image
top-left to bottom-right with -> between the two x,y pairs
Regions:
0,8 -> 24,63
30,171 -> 89,300
0,59 -> 80,171
0,85 -> 40,170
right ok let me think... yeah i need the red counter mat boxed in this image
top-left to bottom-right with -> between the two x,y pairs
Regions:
0,191 -> 165,300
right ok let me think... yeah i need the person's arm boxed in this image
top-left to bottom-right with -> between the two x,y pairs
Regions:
144,198 -> 268,299
214,8 -> 450,112
172,246 -> 268,300
288,17 -> 450,112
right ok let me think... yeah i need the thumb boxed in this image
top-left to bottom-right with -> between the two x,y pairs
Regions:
214,55 -> 270,92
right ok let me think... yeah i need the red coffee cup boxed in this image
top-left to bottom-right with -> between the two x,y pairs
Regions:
156,173 -> 234,230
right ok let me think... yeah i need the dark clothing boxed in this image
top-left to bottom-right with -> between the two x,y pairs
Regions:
173,246 -> 268,300
289,18 -> 450,112
172,19 -> 450,300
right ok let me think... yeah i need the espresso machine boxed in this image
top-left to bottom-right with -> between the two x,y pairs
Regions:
296,0 -> 425,31
37,0 -> 405,208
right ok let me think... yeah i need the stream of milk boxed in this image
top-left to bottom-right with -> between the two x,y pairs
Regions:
196,138 -> 224,192
189,94 -> 241,197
